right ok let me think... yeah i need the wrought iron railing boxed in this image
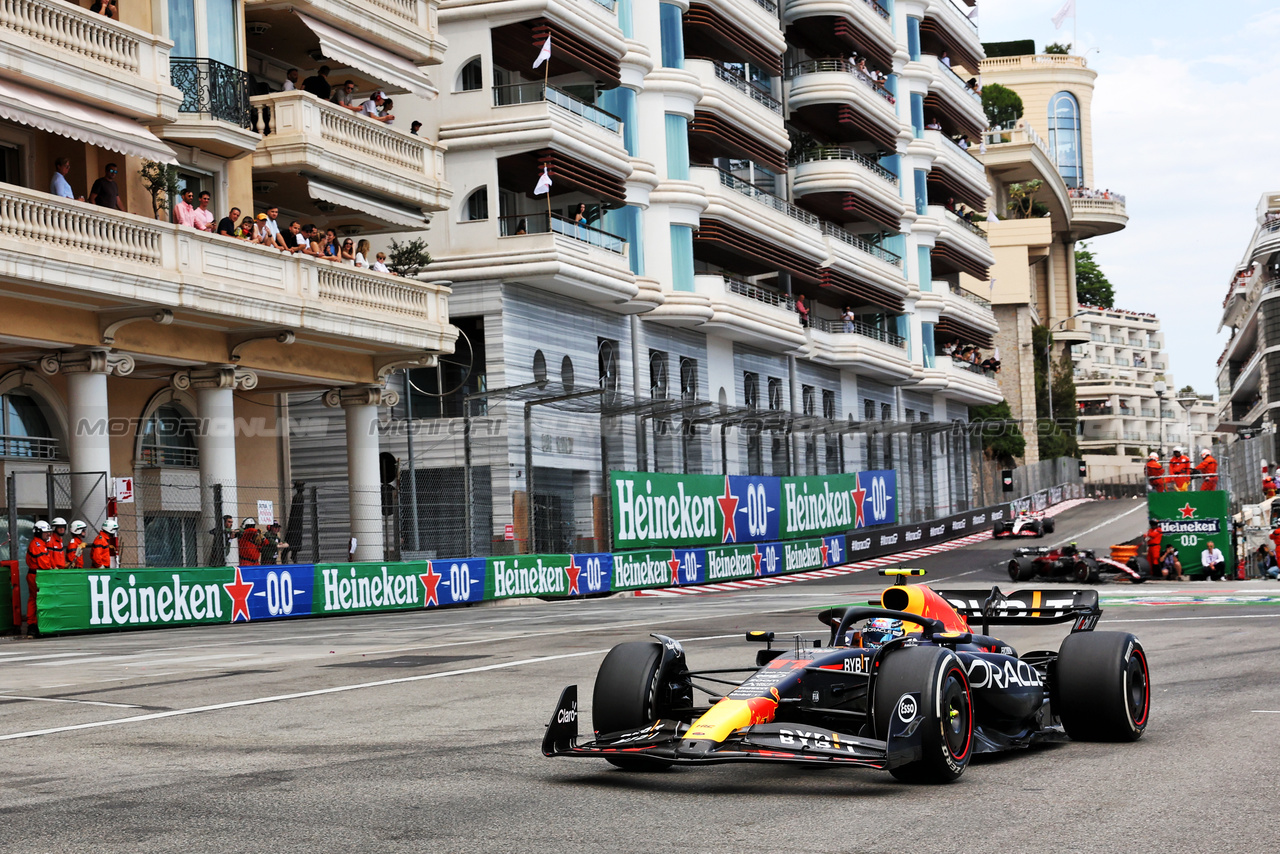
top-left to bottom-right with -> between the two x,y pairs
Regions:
498,212 -> 626,254
171,57 -> 252,128
820,222 -> 903,267
811,317 -> 906,347
716,168 -> 819,227
492,82 -> 621,133
0,434 -> 58,460
790,146 -> 899,186
140,445 -> 200,468
952,285 -> 991,309
784,58 -> 896,103
713,64 -> 781,113
725,277 -> 794,310
945,209 -> 989,240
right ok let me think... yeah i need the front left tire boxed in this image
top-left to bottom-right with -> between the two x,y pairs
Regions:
873,647 -> 973,784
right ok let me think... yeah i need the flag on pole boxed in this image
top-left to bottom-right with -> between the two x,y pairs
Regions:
967,6 -> 978,21
533,34 -> 552,68
1052,0 -> 1075,29
534,167 -> 552,195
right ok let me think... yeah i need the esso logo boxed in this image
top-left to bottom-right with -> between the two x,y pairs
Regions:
897,694 -> 918,723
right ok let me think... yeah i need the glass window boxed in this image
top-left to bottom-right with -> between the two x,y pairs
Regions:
649,350 -> 669,399
822,390 -> 835,421
744,373 -> 759,410
464,188 -> 489,221
665,114 -> 690,180
910,93 -> 924,139
168,0 -> 197,56
670,224 -> 694,291
917,246 -> 932,291
598,87 -> 638,156
618,0 -> 634,39
906,17 -> 921,62
768,378 -> 783,411
1048,91 -> 1083,189
459,58 -> 483,92
802,385 -> 815,416
141,404 -> 199,467
864,399 -> 875,421
604,204 -> 644,275
1,392 -> 54,459
914,169 -> 928,215
598,338 -> 620,403
881,402 -> 892,422
680,358 -> 698,401
922,321 -> 935,368
207,0 -> 237,66
659,3 -> 684,69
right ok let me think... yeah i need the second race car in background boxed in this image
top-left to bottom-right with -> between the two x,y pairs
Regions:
994,511 -> 1055,538
1009,544 -> 1146,584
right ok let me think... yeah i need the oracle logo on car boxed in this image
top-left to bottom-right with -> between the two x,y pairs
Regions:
897,694 -> 917,723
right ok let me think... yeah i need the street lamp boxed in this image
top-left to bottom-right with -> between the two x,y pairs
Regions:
1177,391 -> 1200,458
1154,380 -> 1167,458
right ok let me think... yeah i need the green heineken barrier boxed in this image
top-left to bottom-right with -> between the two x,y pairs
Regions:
37,567 -> 241,634
1148,491 -> 1232,578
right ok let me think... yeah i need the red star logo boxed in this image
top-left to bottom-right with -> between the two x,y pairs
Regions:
1179,503 -> 1196,519
717,476 -> 740,543
752,545 -> 763,577
419,561 -> 442,607
565,555 -> 582,596
223,566 -> 253,623
820,542 -> 830,566
668,551 -> 682,586
850,475 -> 867,528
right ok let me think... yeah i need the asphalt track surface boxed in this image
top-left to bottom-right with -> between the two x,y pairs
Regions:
3,498 -> 1279,853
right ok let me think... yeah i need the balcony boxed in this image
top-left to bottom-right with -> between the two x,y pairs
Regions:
786,59 -> 900,152
694,274 -> 807,351
0,434 -> 58,461
429,212 -> 640,311
783,0 -> 895,71
693,166 -> 827,267
923,129 -> 988,207
251,90 -> 449,224
688,61 -> 789,158
936,356 -> 1001,404
922,0 -> 983,71
152,58 -> 259,157
1069,193 -> 1129,238
924,55 -> 986,138
0,0 -> 182,122
929,206 -> 994,279
940,283 -> 997,336
0,184 -> 453,354
804,317 -> 912,383
821,223 -> 909,307
139,445 -> 200,469
245,0 -> 445,67
790,147 -> 905,231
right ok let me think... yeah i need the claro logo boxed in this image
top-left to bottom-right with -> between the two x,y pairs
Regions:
557,701 -> 578,724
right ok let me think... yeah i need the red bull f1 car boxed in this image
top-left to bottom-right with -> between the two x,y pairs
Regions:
1008,544 -> 1146,584
993,510 -> 1055,538
543,569 -> 1149,783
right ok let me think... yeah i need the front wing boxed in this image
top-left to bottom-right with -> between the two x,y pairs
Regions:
542,686 -> 923,770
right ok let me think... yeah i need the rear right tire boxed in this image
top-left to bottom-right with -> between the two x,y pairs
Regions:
1055,632 -> 1149,742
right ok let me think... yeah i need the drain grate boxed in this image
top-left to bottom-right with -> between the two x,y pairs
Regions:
326,654 -> 486,669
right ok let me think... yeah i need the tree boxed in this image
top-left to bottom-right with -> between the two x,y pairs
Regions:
1033,325 -> 1080,460
970,400 -> 1026,465
1075,242 -> 1115,308
1044,43 -> 1071,55
138,160 -> 180,220
1178,385 -> 1197,396
386,238 -> 432,277
1006,180 -> 1044,219
981,83 -> 1023,130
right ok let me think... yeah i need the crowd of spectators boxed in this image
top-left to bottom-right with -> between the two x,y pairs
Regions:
941,341 -> 1000,374
843,50 -> 894,101
1067,187 -> 1122,201
278,66 -> 398,125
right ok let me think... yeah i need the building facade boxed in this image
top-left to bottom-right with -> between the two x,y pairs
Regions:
285,0 -> 1011,560
1218,192 -> 1280,435
0,0 -> 455,567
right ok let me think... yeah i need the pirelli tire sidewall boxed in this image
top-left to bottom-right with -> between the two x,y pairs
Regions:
874,647 -> 973,783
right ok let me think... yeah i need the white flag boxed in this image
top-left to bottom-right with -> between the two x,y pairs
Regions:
967,6 -> 978,21
534,167 -> 552,195
533,34 -> 552,68
1052,0 -> 1075,29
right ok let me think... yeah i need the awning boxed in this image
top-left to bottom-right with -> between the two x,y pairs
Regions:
297,13 -> 438,100
0,79 -> 176,164
306,177 -> 427,228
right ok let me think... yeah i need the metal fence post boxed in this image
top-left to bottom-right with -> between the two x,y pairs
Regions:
309,485 -> 320,562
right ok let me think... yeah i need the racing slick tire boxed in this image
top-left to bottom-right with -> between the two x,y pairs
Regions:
873,647 -> 973,784
1043,519 -> 1056,535
1055,632 -> 1149,742
1033,521 -> 1046,538
592,641 -> 674,770
993,522 -> 1008,538
1009,559 -> 1036,582
1072,561 -> 1100,585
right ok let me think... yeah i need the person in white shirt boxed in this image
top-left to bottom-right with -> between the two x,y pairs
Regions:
50,158 -> 78,200
371,252 -> 392,273
1200,541 -> 1226,581
283,68 -> 298,91
354,239 -> 370,268
359,92 -> 395,123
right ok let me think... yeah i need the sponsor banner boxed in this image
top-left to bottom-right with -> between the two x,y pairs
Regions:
610,470 -> 897,550
611,549 -> 681,591
242,564 -> 314,621
38,567 -> 241,633
840,503 -> 1014,563
1148,491 -> 1232,577
315,562 -> 449,615
671,547 -> 705,586
780,538 -> 831,574
486,555 -> 574,599
703,543 -> 762,581
573,553 -> 614,595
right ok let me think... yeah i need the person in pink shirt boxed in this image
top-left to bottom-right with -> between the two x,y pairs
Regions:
173,188 -> 196,227
193,190 -> 215,232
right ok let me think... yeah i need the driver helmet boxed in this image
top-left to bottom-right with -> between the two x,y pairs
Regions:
1063,541 -> 1078,555
860,617 -> 905,648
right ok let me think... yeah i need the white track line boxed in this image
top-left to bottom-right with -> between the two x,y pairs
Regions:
0,695 -> 140,709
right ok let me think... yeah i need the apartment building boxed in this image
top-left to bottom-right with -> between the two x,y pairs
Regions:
1072,306 -> 1216,479
967,50 -> 1127,462
1218,192 -> 1280,434
284,0 -> 1007,559
0,0 -> 454,565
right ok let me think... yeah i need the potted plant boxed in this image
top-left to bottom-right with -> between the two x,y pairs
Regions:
138,160 -> 180,221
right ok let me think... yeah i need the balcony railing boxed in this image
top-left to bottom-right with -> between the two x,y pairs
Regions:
499,212 -> 626,254
863,0 -> 890,20
586,0 -> 617,10
785,59 -> 896,104
790,147 -> 899,186
725,277 -> 794,310
951,285 -> 991,309
812,317 -> 907,348
716,168 -> 820,227
932,130 -> 983,165
750,0 -> 779,14
984,123 -> 1053,162
0,434 -> 58,460
492,82 -> 621,133
945,0 -> 978,30
171,57 -> 252,128
1,0 -> 144,72
713,64 -> 782,114
820,222 -> 903,268
1068,188 -> 1127,204
945,210 -> 988,241
140,445 -> 199,468
949,359 -> 992,376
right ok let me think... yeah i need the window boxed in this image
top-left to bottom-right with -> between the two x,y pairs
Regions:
905,408 -> 915,422
910,92 -> 924,139
881,403 -> 892,422
670,225 -> 694,290
604,204 -> 644,275
906,16 -> 922,62
140,404 -> 198,467
659,3 -> 684,68
914,169 -> 928,215
768,378 -> 783,411
744,372 -> 759,411
168,0 -> 236,64
802,385 -> 815,416
864,399 -> 875,421
598,87 -> 638,156
598,338 -> 619,400
168,0 -> 197,56
679,357 -> 698,401
1048,91 -> 1083,189
0,392 -> 55,459
459,57 -> 483,92
665,115 -> 690,180
408,317 -> 487,418
207,0 -> 236,66
822,390 -> 835,421
922,321 -> 935,368
917,246 -> 932,292
464,187 -> 489,221
649,350 -> 669,399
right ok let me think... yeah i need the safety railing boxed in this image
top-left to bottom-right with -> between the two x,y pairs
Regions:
790,147 -> 899,186
952,285 -> 991,309
171,57 -> 252,128
785,59 -> 896,104
492,82 -> 621,133
945,210 -> 989,240
0,434 -> 59,460
725,277 -> 794,310
713,64 -> 782,113
716,168 -> 820,227
498,212 -> 627,254
140,445 -> 200,468
0,0 -> 143,71
811,317 -> 906,347
820,222 -> 903,267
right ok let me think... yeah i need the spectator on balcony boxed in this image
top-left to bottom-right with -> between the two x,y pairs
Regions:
956,135 -> 971,151
89,163 -> 123,211
321,228 -> 342,260
173,188 -> 196,227
939,50 -> 951,68
194,191 -> 215,232
283,68 -> 299,91
359,91 -> 395,123
50,157 -> 80,200
380,98 -> 396,125
236,214 -> 256,239
339,238 -> 356,262
966,78 -> 980,93
331,80 -> 361,112
285,221 -> 307,254
410,121 -> 422,136
842,306 -> 856,333
925,117 -> 943,131
942,341 -> 955,357
371,252 -> 393,274
262,206 -> 288,250
216,207 -> 241,238
794,293 -> 810,328
89,0 -> 118,18
354,239 -> 371,268
302,66 -> 332,100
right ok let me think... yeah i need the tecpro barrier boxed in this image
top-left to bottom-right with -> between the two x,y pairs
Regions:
32,487 -> 1085,635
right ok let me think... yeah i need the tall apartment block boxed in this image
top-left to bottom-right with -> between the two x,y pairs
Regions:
288,0 -> 1009,559
1218,192 -> 1280,434
0,0 -> 454,565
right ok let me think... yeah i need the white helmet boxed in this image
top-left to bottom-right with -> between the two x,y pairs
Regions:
102,519 -> 119,534
1149,452 -> 1158,460
33,520 -> 51,533
1201,449 -> 1211,457
242,517 -> 256,527
51,516 -> 66,527
70,521 -> 86,535
1173,447 -> 1183,455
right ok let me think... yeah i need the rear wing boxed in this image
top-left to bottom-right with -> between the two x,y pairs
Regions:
932,587 -> 1101,634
